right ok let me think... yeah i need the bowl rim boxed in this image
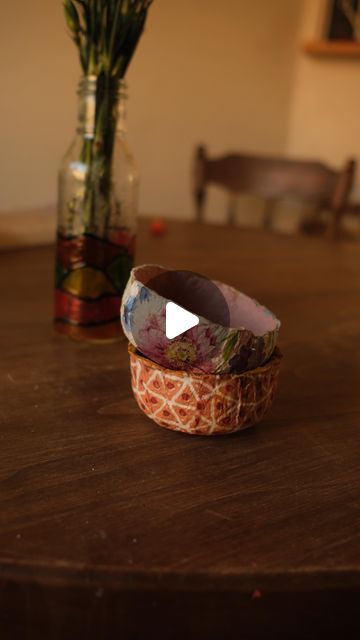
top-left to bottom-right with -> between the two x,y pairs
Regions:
128,342 -> 282,380
127,264 -> 281,337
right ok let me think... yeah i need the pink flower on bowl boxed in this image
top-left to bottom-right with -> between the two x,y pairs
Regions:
137,309 -> 219,372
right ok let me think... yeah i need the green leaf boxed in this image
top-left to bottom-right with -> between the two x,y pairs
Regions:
222,332 -> 238,363
63,0 -> 153,77
55,261 -> 68,287
64,0 -> 80,34
106,253 -> 134,293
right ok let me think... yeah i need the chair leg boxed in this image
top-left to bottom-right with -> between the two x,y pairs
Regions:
263,200 -> 275,230
300,204 -> 326,235
227,194 -> 237,225
193,145 -> 207,223
195,188 -> 205,223
328,207 -> 342,241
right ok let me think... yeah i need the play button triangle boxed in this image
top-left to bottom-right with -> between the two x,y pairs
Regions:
165,302 -> 199,340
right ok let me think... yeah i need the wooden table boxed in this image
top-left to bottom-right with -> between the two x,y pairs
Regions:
1,221 -> 359,639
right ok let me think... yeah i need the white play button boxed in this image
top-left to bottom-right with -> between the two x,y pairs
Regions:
165,301 -> 199,340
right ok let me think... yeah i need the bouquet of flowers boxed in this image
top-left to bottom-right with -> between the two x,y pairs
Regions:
55,1 -> 153,341
63,0 -> 152,229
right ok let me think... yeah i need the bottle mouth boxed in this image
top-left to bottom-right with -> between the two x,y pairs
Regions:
77,75 -> 127,99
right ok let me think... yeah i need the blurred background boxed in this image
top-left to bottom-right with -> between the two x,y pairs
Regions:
1,0 -> 360,239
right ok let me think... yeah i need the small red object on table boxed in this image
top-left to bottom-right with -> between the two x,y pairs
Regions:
150,218 -> 166,236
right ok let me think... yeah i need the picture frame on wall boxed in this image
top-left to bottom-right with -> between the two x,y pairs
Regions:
303,0 -> 360,56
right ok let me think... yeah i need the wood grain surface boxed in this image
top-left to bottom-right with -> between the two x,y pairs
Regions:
0,220 -> 359,639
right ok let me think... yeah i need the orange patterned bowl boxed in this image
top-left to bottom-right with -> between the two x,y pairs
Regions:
129,343 -> 282,436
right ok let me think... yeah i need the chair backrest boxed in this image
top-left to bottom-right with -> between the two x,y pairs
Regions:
193,146 -> 356,239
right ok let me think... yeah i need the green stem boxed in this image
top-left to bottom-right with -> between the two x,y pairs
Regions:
80,73 -> 118,235
80,137 -> 95,230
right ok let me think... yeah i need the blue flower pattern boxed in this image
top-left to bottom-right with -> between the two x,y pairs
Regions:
122,295 -> 137,330
122,285 -> 150,331
139,286 -> 150,303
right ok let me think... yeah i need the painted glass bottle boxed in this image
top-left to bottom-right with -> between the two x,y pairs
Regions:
55,76 -> 138,341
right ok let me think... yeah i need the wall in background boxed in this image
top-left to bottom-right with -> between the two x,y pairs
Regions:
0,0 -> 302,220
286,0 -> 360,200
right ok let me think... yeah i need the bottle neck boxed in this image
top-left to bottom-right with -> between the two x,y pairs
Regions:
76,76 -> 128,139
116,83 -> 128,138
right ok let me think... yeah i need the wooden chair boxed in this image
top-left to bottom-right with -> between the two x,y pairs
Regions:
193,146 -> 356,240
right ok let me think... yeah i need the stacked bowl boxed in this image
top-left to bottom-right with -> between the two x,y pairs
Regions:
121,265 -> 282,436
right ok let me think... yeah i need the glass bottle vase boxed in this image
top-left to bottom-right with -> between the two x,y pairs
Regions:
54,76 -> 138,341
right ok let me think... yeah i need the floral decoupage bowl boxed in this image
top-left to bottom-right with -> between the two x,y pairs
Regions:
121,265 -> 280,374
129,343 -> 282,436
